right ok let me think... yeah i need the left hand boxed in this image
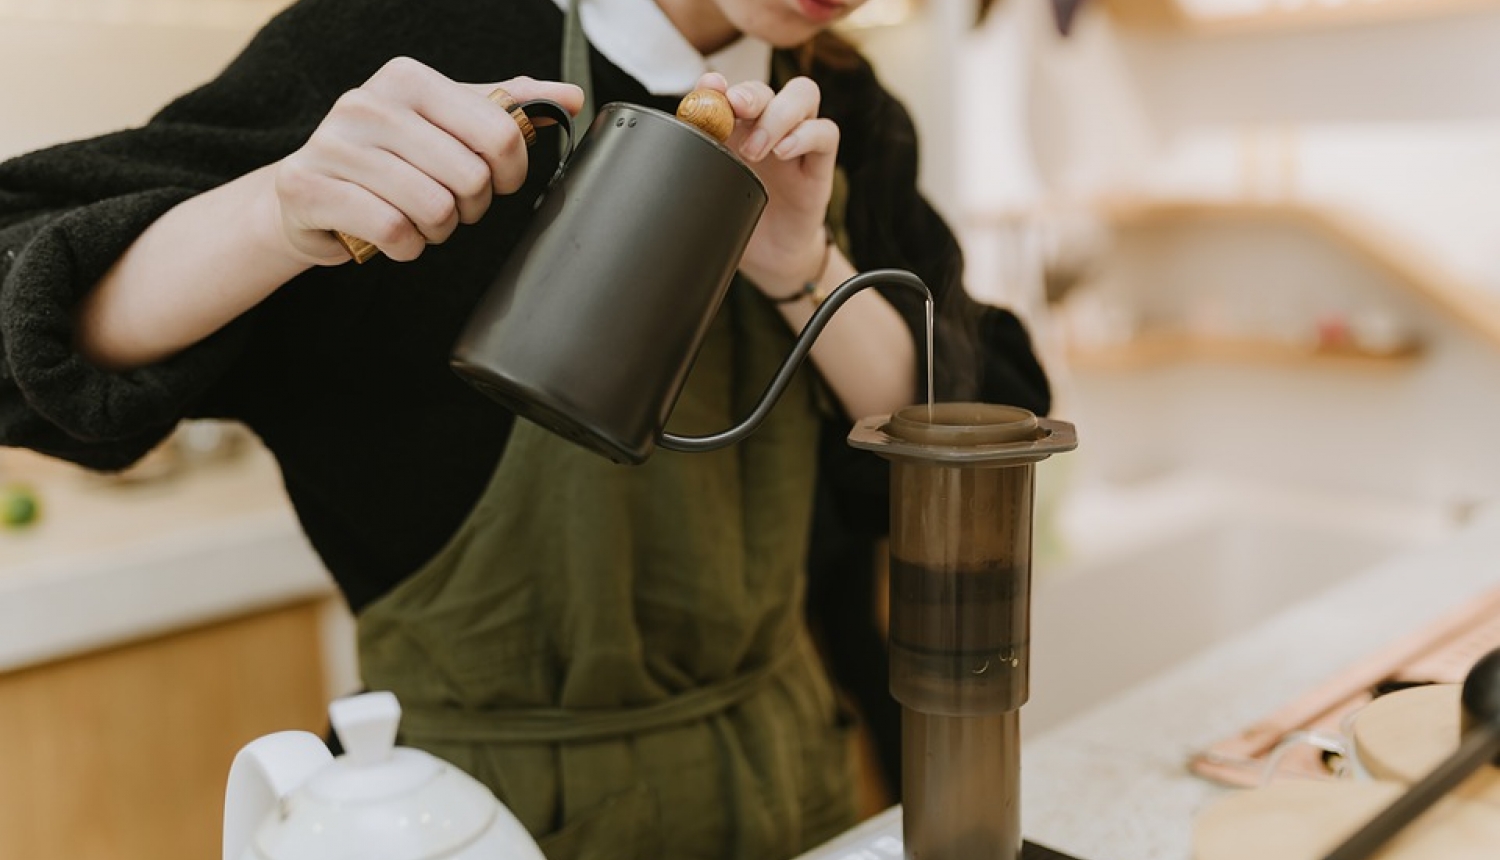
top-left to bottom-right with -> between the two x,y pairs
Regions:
694,72 -> 840,298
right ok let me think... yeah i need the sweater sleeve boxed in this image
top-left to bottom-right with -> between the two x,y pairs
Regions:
0,19 -> 324,470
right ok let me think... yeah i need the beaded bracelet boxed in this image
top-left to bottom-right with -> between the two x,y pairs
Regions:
772,231 -> 836,309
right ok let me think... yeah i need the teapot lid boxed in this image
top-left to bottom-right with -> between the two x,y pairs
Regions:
250,692 -> 502,860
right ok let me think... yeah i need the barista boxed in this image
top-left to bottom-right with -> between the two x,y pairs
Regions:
0,0 -> 1051,857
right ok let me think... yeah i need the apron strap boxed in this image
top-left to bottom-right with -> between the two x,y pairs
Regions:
561,0 -> 595,144
397,632 -> 806,745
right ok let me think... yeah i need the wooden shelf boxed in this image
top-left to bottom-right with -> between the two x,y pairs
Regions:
1069,332 -> 1424,372
1102,0 -> 1500,36
1098,197 -> 1500,354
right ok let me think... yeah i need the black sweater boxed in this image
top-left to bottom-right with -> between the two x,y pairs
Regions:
0,0 -> 1050,612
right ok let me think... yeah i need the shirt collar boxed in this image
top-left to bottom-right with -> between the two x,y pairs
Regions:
550,0 -> 773,95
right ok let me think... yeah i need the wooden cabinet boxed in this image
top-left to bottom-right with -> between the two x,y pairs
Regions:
0,600 -> 330,860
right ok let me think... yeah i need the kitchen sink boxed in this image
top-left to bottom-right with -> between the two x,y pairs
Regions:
1023,471 -> 1457,738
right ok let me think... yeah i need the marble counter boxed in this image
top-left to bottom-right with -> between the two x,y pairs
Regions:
1024,503 -> 1500,859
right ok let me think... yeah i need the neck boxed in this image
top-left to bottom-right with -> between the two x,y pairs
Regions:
654,0 -> 742,54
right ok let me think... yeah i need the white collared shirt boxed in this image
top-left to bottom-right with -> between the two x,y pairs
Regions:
548,0 -> 772,95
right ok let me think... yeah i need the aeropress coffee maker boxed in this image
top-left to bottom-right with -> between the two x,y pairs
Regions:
851,404 -> 1076,860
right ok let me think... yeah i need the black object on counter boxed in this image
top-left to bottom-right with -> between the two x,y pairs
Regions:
1025,840 -> 1086,860
1318,647 -> 1500,860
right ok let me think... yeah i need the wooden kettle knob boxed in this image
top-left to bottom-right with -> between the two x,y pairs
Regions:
675,89 -> 735,144
336,87 -> 538,264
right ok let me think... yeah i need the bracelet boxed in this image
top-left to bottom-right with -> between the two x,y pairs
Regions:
772,231 -> 835,309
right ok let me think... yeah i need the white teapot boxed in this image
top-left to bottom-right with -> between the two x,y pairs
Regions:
223,691 -> 546,860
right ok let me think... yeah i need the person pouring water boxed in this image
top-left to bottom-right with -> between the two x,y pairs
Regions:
0,0 -> 1052,857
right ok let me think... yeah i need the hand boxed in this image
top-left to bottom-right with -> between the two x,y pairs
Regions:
694,73 -> 840,297
272,57 -> 584,265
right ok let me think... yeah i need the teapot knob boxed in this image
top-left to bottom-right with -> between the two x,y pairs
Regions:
329,690 -> 401,766
676,89 -> 735,143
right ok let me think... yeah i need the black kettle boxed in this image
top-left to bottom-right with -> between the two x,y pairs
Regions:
447,90 -> 929,465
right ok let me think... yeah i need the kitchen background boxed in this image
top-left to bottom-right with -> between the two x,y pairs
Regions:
4,0 -> 1500,858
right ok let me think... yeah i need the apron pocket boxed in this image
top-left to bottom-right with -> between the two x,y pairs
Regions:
536,783 -> 661,860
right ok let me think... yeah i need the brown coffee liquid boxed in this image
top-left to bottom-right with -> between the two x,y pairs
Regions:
888,558 -> 1029,715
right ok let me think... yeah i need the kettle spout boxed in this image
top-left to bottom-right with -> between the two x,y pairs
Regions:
659,268 -> 932,454
223,731 -> 333,860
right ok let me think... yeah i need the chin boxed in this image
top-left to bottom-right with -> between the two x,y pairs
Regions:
723,0 -> 849,46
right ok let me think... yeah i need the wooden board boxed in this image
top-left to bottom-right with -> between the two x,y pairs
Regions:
1353,683 -> 1500,809
1194,780 -> 1500,860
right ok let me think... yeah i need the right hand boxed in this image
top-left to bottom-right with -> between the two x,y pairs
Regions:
271,57 -> 584,265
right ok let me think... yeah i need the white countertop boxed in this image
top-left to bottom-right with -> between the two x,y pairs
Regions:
801,504 -> 1500,860
0,441 -> 335,672
1025,503 -> 1500,859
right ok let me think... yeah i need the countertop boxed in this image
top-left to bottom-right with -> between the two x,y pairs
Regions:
0,439 -> 335,672
800,504 -> 1500,860
1018,502 -> 1500,860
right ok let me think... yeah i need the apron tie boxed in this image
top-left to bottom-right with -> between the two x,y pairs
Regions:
397,632 -> 806,745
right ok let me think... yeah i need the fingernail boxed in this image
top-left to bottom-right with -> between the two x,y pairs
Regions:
743,129 -> 769,160
773,134 -> 799,158
728,89 -> 752,112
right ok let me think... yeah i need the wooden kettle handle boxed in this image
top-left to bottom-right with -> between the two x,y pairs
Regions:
335,87 -> 539,264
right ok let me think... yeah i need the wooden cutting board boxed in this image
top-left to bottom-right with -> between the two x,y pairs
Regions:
1353,682 -> 1500,808
1195,684 -> 1500,859
1193,780 -> 1500,859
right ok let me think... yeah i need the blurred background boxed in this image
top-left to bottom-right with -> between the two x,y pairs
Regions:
4,0 -> 1500,857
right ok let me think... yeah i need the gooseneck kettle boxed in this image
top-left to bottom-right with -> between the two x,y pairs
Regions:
341,88 -> 931,465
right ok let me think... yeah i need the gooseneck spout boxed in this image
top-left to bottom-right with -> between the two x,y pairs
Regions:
658,268 -> 931,454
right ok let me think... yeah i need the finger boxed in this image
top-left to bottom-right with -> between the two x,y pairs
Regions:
737,77 -> 821,163
313,93 -> 477,239
771,116 -> 840,165
692,71 -> 729,95
404,82 -> 534,195
725,80 -> 776,122
342,146 -> 462,251
359,59 -> 533,195
299,173 -> 430,263
468,75 -> 587,119
341,101 -> 497,225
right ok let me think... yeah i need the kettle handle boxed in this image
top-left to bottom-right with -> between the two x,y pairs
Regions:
335,96 -> 576,263
659,268 -> 932,454
223,731 -> 333,860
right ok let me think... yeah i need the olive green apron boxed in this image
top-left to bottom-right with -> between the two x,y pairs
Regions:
355,10 -> 857,859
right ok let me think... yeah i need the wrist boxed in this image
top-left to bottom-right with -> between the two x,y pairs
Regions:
766,229 -> 835,308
